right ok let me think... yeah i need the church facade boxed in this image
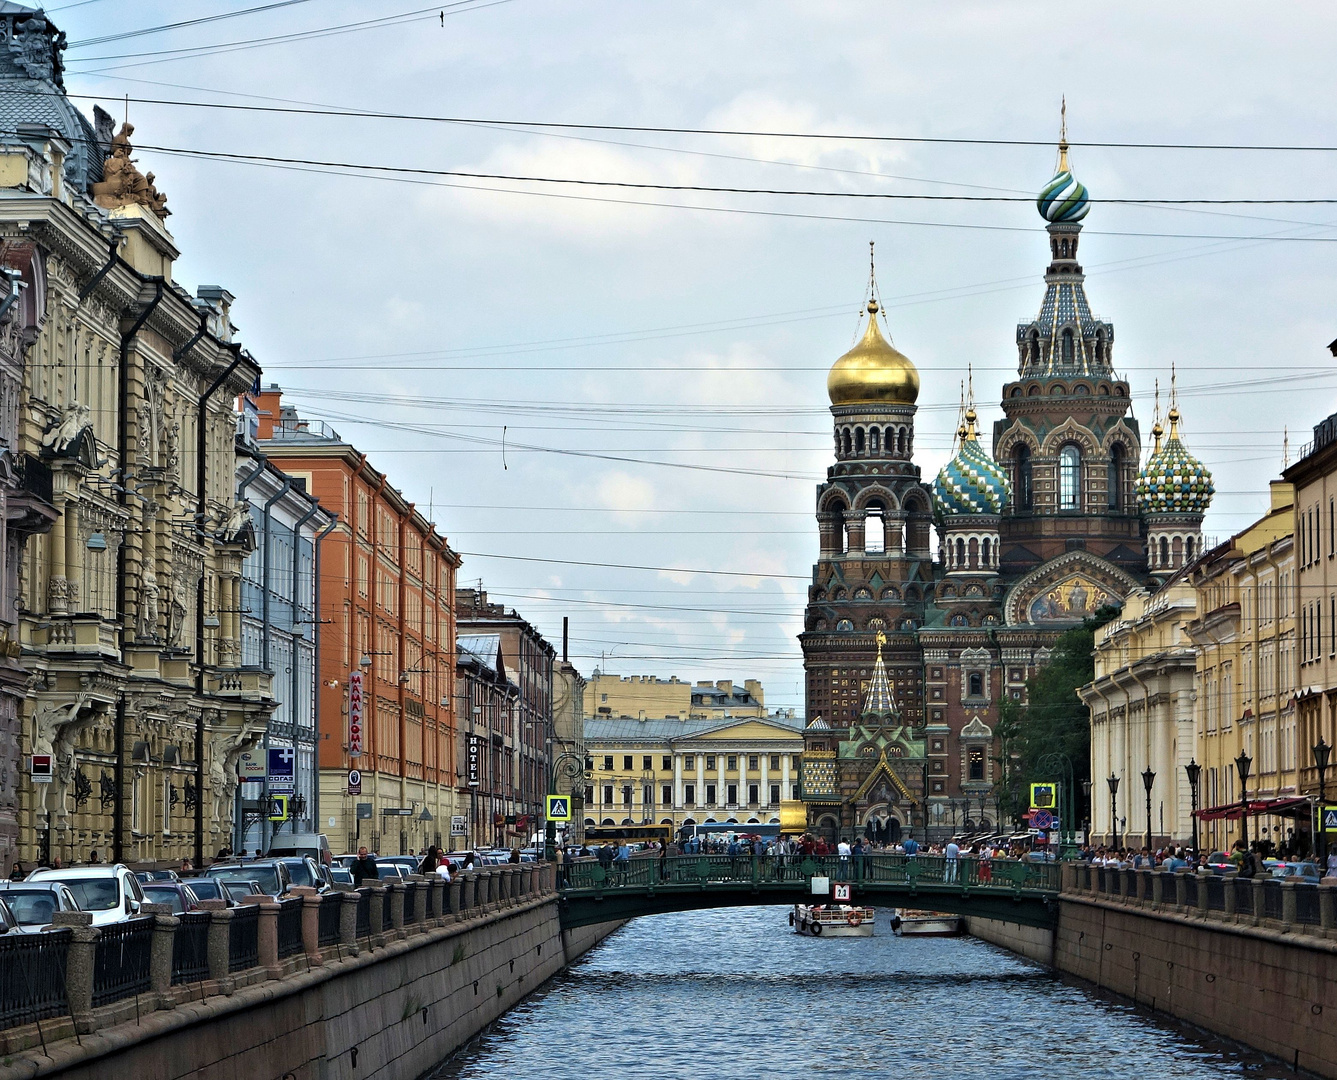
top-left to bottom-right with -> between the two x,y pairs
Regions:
800,137 -> 1214,845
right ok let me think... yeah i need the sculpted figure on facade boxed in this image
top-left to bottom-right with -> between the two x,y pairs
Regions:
40,401 -> 89,455
91,123 -> 170,219
139,563 -> 159,639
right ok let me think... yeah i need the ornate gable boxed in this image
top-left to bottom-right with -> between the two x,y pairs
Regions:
1003,550 -> 1139,626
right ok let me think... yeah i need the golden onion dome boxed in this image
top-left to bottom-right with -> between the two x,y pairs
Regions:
827,301 -> 920,407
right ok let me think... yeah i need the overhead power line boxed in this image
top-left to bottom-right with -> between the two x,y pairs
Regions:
457,551 -> 809,581
68,0 -> 322,48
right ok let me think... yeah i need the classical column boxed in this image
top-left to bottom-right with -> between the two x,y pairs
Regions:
47,499 -> 67,612
718,754 -> 726,807
673,753 -> 683,809
782,753 -> 792,801
759,753 -> 769,808
845,510 -> 867,555
696,754 -> 705,807
64,497 -> 80,610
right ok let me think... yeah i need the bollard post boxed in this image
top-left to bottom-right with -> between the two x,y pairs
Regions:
1135,869 -> 1150,903
1222,875 -> 1236,917
429,876 -> 445,921
388,882 -> 406,934
478,871 -> 493,911
143,902 -> 179,1002
1174,869 -> 1187,911
1280,881 -> 1297,929
300,890 -> 324,964
339,889 -> 362,954
1151,871 -> 1164,907
450,876 -> 464,918
1319,883 -> 1335,932
51,911 -> 96,1032
1251,877 -> 1266,926
244,896 -> 281,978
366,884 -> 387,946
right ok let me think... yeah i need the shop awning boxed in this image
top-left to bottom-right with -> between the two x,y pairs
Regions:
1193,796 -> 1312,821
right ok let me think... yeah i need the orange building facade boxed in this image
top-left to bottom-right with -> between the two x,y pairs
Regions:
251,387 -> 461,855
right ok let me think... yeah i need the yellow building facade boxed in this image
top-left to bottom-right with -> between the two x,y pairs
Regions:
1185,482 -> 1297,855
582,715 -> 803,831
586,673 -> 765,721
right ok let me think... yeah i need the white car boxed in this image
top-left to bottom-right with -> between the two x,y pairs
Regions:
27,864 -> 146,926
0,881 -> 81,933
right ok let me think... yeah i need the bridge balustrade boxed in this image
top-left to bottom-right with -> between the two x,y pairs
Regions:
92,917 -> 154,1007
0,928 -> 70,1031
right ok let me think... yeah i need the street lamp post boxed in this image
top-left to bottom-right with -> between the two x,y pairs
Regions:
1107,774 -> 1121,849
1081,779 -> 1092,843
1184,759 -> 1202,855
1235,751 -> 1252,853
1141,768 -> 1156,852
1313,737 -> 1331,865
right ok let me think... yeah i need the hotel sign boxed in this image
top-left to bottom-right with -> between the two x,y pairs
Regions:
348,670 -> 364,758
467,734 -> 481,787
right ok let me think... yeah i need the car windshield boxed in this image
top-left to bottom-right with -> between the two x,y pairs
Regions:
2,891 -> 59,925
283,861 -> 315,888
376,865 -> 402,879
47,878 -> 119,911
144,886 -> 184,913
211,867 -> 280,894
184,879 -> 219,899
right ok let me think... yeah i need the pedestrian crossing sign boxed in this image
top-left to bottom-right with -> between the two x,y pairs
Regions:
1322,806 -> 1337,833
545,794 -> 571,821
1030,783 -> 1057,811
268,795 -> 289,822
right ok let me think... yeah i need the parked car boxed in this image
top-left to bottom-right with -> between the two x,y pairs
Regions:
0,897 -> 18,935
204,859 -> 293,898
274,856 -> 327,892
141,882 -> 202,914
333,853 -> 371,869
375,863 -> 407,881
134,869 -> 181,885
377,855 -> 422,877
1205,851 -> 1235,874
1266,860 -> 1321,882
179,877 -> 235,906
0,881 -> 81,933
222,881 -> 265,903
329,866 -> 354,886
27,864 -> 146,927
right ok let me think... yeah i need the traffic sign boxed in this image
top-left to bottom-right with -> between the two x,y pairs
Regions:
1030,809 -> 1055,830
30,755 -> 52,784
1030,782 -> 1056,810
268,746 -> 295,792
268,795 -> 289,822
833,883 -> 852,902
1322,806 -> 1337,833
546,794 -> 571,821
347,769 -> 361,795
450,815 -> 467,836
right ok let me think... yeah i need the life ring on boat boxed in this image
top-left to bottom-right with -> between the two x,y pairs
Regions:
890,915 -> 902,931
788,912 -> 795,926
810,921 -> 822,935
847,911 -> 863,927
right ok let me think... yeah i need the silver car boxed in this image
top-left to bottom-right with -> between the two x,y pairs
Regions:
0,881 -> 80,933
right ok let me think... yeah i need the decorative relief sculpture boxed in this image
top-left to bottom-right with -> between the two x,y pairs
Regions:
90,123 -> 169,219
40,401 -> 89,455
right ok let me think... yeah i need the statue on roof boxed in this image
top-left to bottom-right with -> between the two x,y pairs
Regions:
91,123 -> 170,219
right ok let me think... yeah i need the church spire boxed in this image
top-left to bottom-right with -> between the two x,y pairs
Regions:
861,631 -> 898,717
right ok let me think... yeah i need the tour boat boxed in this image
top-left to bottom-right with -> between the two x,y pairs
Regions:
889,909 -> 961,937
790,903 -> 875,937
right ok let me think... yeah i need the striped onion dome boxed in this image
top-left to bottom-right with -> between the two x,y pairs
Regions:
1135,408 -> 1215,515
932,409 -> 1011,517
1037,140 -> 1090,223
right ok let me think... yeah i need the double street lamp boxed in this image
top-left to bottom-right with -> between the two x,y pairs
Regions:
1184,759 -> 1202,855
1314,736 -> 1331,865
1141,768 -> 1156,852
1107,774 -> 1121,849
1236,751 -> 1253,853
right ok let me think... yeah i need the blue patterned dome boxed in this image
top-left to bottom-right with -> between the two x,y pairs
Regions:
1135,409 -> 1214,515
933,410 -> 1011,517
1037,140 -> 1089,223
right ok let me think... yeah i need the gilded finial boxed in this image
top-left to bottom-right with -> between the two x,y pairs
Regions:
1151,378 -> 1163,455
875,629 -> 887,652
1058,95 -> 1070,173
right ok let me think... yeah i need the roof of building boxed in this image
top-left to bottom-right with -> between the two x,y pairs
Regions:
457,633 -> 502,674
826,300 -> 919,407
584,713 -> 804,743
933,407 -> 1010,517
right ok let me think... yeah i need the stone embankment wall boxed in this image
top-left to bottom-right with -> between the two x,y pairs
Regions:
0,870 -> 622,1080
967,866 -> 1337,1079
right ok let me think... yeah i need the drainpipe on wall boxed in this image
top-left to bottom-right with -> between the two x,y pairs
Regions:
113,278 -> 163,866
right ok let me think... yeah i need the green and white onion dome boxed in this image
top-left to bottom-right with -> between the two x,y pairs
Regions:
1036,142 -> 1089,223
933,410 -> 1011,517
1135,409 -> 1215,515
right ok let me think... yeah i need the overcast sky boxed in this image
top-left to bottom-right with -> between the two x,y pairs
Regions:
53,1 -> 1337,710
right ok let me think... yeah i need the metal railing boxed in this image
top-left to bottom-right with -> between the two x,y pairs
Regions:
277,898 -> 305,960
381,893 -> 393,932
561,854 -> 1061,894
0,929 -> 70,1031
1295,883 -> 1321,925
228,905 -> 260,973
92,917 -> 153,1007
404,884 -> 419,924
318,897 -> 342,946
1182,874 -> 1199,908
1234,877 -> 1255,916
1261,879 -> 1283,920
171,912 -> 211,985
1205,876 -> 1227,911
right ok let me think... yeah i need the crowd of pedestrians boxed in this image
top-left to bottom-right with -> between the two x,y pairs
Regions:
1081,837 -> 1337,879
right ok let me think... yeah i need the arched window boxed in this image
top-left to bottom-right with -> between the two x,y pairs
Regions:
897,428 -> 906,455
865,502 -> 886,554
842,429 -> 852,457
1012,445 -> 1033,511
968,672 -> 983,698
982,537 -> 991,567
955,537 -> 966,568
855,428 -> 865,455
1061,329 -> 1075,365
1059,445 -> 1081,510
869,427 -> 880,454
968,537 -> 979,569
1029,330 -> 1040,364
1186,535 -> 1195,561
1159,536 -> 1169,567
1108,444 -> 1124,511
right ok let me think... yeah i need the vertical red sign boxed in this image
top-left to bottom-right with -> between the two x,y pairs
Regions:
348,670 -> 364,758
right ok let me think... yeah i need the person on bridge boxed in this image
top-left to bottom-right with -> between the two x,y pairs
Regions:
351,847 -> 379,886
944,838 -> 960,882
902,833 -> 919,857
612,842 -> 631,880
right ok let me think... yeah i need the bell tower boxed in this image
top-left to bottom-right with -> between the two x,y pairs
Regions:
801,254 -> 933,731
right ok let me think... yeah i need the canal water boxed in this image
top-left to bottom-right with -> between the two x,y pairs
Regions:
428,906 -> 1299,1080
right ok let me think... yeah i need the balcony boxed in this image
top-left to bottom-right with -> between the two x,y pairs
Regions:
207,667 -> 274,701
33,615 -> 120,660
269,417 -> 342,443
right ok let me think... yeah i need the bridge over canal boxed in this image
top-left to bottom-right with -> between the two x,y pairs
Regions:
557,854 -> 1062,929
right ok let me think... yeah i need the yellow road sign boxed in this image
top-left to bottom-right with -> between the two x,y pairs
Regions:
268,794 -> 289,822
545,794 -> 571,821
1030,782 -> 1057,810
